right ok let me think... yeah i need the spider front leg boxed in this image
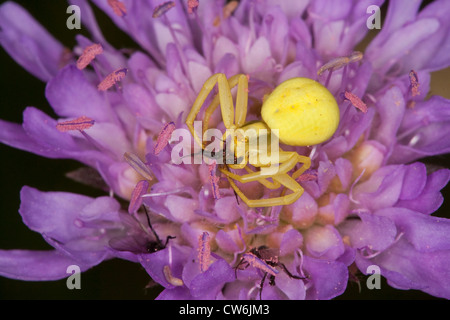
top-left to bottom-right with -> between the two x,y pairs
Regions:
186,73 -> 249,148
203,74 -> 249,137
186,73 -> 235,147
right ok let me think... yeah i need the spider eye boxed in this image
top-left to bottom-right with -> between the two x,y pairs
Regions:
261,77 -> 340,146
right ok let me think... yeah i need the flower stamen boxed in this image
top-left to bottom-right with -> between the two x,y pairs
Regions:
123,152 -> 153,181
360,232 -> 405,260
107,0 -> 127,17
56,116 -> 95,132
163,265 -> 184,286
349,168 -> 366,204
317,51 -> 363,76
208,161 -> 221,200
297,171 -> 318,182
223,1 -> 238,20
76,43 -> 103,70
128,180 -> 150,214
213,1 -> 238,27
97,68 -> 127,91
152,1 -> 176,18
187,0 -> 199,14
344,91 -> 368,113
154,122 -> 176,155
141,187 -> 191,198
409,70 -> 420,97
198,232 -> 211,272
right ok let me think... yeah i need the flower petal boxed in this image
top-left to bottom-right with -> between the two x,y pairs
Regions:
339,212 -> 397,252
0,249 -> 91,281
372,86 -> 405,151
45,65 -> 112,122
367,17 -> 440,75
304,225 -> 345,260
398,162 -> 426,200
412,0 -> 450,71
396,168 -> 450,214
279,229 -> 303,256
354,165 -> 406,211
275,271 -> 306,300
189,259 -> 235,298
0,2 -> 64,81
304,256 -> 348,300
376,207 -> 450,252
357,238 -> 450,299
391,96 -> 450,163
19,186 -> 121,264
138,245 -> 190,289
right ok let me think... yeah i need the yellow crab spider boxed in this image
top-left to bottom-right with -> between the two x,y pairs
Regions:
186,73 -> 340,207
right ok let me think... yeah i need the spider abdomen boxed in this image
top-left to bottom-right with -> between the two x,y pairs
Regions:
261,77 -> 340,146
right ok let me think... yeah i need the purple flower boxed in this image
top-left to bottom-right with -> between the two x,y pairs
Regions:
1,0 -> 449,300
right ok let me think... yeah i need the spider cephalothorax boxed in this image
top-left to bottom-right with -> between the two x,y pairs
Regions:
186,73 -> 339,207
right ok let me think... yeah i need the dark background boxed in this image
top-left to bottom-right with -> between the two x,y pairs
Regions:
0,0 -> 448,300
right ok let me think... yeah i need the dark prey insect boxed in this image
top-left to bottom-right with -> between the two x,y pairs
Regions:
142,205 -> 176,253
109,205 -> 175,254
235,245 -> 307,299
187,138 -> 243,203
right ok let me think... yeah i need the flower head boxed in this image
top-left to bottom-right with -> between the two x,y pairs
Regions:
0,0 -> 449,300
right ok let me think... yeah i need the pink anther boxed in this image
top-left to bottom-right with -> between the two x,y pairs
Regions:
153,122 -> 175,155
107,0 -> 127,17
198,232 -> 211,272
187,0 -> 199,14
152,1 -> 175,18
223,1 -> 238,19
213,1 -> 238,26
56,116 -> 95,132
344,91 -> 368,113
97,68 -> 127,91
76,43 -> 103,70
297,172 -> 317,182
208,161 -> 221,200
128,180 -> 150,214
409,70 -> 420,97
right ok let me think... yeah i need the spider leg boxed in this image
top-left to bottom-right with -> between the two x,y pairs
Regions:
220,163 -> 281,192
225,173 -> 304,207
279,152 -> 311,196
202,74 -> 248,137
243,165 -> 281,189
218,150 -> 309,184
271,173 -> 305,205
186,73 -> 234,147
289,154 -> 311,180
233,74 -> 249,128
